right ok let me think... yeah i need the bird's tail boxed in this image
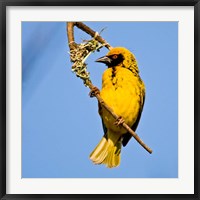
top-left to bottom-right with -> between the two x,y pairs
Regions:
89,131 -> 122,168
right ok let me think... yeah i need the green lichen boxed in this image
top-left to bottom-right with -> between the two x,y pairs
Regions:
69,38 -> 104,87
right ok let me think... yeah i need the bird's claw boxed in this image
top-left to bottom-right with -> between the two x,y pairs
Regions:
89,87 -> 100,97
114,116 -> 125,126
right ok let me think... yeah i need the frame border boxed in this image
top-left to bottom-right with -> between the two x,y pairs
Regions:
0,0 -> 199,199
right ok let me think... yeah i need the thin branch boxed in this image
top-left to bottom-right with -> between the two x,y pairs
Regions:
67,22 -> 112,50
67,22 -> 152,154
87,81 -> 152,154
67,22 -> 77,50
74,22 -> 112,50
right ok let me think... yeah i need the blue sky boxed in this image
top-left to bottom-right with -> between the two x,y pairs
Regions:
22,22 -> 178,178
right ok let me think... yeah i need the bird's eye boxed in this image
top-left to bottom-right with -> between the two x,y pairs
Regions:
112,54 -> 118,59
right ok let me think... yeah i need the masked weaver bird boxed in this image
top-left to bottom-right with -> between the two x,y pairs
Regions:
89,47 -> 145,168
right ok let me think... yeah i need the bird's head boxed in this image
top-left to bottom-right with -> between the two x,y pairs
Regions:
96,47 -> 139,73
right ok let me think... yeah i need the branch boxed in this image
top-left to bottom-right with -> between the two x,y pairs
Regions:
67,22 -> 77,50
67,22 -> 152,154
67,22 -> 112,51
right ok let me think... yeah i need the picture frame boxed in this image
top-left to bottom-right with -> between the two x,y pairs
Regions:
0,0 -> 199,199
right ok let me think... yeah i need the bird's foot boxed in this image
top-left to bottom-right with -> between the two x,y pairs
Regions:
89,87 -> 100,97
114,116 -> 125,126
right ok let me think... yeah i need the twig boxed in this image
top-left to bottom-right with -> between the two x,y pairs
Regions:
67,22 -> 152,154
67,22 -> 112,51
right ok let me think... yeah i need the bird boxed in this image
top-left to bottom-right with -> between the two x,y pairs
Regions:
89,47 -> 145,168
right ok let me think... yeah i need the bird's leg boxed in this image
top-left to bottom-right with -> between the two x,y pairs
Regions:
89,86 -> 100,97
114,116 -> 125,126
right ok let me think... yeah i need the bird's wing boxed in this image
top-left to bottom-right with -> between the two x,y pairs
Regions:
98,102 -> 108,139
122,85 -> 146,147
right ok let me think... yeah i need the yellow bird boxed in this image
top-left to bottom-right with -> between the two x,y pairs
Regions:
90,47 -> 145,168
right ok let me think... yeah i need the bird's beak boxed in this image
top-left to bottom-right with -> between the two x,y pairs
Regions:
95,56 -> 112,65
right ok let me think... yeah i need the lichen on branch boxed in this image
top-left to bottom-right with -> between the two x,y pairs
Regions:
69,37 -> 104,86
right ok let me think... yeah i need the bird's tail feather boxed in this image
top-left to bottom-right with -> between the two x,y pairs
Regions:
89,131 -> 121,168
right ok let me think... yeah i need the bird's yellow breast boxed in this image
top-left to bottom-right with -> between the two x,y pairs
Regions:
100,66 -> 144,134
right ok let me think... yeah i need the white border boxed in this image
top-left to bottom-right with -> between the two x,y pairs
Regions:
6,6 -> 194,194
